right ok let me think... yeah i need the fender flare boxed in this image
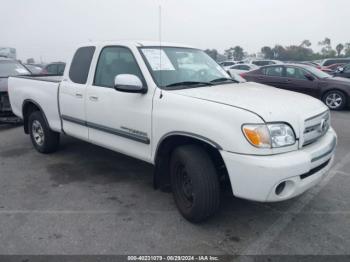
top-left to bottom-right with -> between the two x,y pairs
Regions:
22,99 -> 51,133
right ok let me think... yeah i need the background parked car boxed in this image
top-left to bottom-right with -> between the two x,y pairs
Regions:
320,58 -> 350,67
219,60 -> 236,70
241,64 -> 350,110
321,63 -> 346,73
0,58 -> 31,120
24,64 -> 45,74
41,62 -> 66,75
227,63 -> 259,76
250,59 -> 283,66
332,63 -> 350,79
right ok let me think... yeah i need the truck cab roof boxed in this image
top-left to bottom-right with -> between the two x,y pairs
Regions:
77,40 -> 194,49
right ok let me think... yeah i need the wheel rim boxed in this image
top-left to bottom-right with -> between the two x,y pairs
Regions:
325,93 -> 342,109
32,120 -> 45,146
174,163 -> 194,208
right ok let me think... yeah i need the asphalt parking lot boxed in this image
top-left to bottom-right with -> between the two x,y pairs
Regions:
0,111 -> 349,255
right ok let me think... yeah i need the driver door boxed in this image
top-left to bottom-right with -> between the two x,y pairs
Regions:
85,46 -> 153,162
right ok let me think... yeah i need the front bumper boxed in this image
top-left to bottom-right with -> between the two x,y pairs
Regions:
221,128 -> 337,202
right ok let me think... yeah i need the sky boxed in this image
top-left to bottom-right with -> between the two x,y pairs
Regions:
1,0 -> 349,63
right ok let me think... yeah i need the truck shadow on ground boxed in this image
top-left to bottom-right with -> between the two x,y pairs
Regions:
0,122 -> 22,131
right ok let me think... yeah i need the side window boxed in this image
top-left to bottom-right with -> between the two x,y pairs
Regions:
47,64 -> 57,74
58,64 -> 65,75
69,46 -> 96,84
240,65 -> 250,70
94,46 -> 144,88
264,66 -> 283,77
344,65 -> 350,73
286,67 -> 307,80
323,60 -> 335,66
339,60 -> 350,64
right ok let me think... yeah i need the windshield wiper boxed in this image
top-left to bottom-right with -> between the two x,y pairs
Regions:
210,77 -> 238,83
165,81 -> 213,88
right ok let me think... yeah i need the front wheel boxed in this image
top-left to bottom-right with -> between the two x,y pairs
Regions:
170,145 -> 220,223
28,111 -> 60,153
323,90 -> 347,110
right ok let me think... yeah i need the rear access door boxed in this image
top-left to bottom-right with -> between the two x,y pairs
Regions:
59,46 -> 96,140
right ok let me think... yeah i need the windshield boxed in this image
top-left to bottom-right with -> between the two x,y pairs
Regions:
0,60 -> 30,77
140,47 -> 230,88
304,65 -> 331,79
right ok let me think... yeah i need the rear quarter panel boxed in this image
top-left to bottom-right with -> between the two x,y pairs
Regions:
8,77 -> 62,132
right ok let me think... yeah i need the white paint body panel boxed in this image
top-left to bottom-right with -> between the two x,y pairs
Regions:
8,41 -> 337,203
8,76 -> 62,132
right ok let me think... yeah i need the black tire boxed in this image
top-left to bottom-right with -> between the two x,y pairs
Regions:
170,144 -> 220,223
28,111 -> 60,153
322,90 -> 347,110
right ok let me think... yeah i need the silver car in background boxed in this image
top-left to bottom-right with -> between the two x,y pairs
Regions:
0,58 -> 30,121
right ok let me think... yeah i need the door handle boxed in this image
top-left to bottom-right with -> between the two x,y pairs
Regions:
89,96 -> 99,102
75,93 -> 83,98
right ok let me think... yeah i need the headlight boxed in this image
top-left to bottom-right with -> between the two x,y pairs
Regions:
242,123 -> 296,148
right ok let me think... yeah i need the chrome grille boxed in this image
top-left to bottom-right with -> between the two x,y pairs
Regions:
303,110 -> 330,146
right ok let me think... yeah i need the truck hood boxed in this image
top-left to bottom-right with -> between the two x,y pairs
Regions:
171,82 -> 328,136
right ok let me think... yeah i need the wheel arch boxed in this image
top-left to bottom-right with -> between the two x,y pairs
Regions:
153,132 -> 228,191
22,99 -> 50,134
322,88 -> 348,99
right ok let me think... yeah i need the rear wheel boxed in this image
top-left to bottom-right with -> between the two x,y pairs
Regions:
28,111 -> 60,153
323,90 -> 347,110
170,145 -> 220,223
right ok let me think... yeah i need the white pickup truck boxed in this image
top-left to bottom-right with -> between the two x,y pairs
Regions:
9,41 -> 337,222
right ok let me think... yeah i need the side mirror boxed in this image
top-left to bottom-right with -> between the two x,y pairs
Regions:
114,74 -> 146,94
304,73 -> 315,81
337,67 -> 344,73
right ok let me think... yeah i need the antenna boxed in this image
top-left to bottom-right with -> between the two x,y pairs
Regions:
158,4 -> 163,92
158,5 -> 162,46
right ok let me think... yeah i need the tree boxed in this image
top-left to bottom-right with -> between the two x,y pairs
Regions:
224,47 -> 234,60
345,43 -> 350,56
232,46 -> 244,61
204,49 -> 218,61
273,45 -> 286,60
318,37 -> 331,46
318,37 -> 336,57
261,46 -> 274,59
284,45 -> 313,61
26,58 -> 35,64
336,44 -> 344,56
300,40 -> 312,48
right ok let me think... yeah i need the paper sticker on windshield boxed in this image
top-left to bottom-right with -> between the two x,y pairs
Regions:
16,68 -> 28,74
142,49 -> 175,71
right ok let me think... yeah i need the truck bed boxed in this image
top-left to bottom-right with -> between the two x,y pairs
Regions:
8,75 -> 62,132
